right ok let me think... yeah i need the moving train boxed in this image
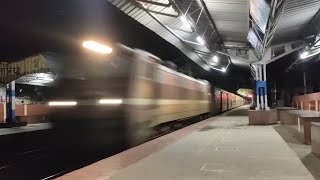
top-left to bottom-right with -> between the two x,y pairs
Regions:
48,44 -> 246,150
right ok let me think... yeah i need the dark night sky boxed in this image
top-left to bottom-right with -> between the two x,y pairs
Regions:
268,50 -> 320,96
0,0 -> 252,91
0,0 -> 185,61
1,0 -> 319,93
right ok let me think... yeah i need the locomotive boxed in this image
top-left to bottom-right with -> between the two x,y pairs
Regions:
48,44 -> 246,150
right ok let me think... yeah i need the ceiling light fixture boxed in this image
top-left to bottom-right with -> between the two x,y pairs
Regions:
196,36 -> 205,45
300,51 -> 309,59
213,56 -> 219,63
180,16 -> 191,29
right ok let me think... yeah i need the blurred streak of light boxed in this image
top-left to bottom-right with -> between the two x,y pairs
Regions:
82,40 -> 112,54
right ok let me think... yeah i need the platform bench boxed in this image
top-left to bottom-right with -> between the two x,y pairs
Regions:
279,110 -> 320,145
312,122 -> 320,157
276,107 -> 297,124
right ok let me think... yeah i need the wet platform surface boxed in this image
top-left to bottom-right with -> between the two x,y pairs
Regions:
59,106 -> 315,180
0,123 -> 51,136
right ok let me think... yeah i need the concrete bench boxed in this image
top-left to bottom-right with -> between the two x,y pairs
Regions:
249,107 -> 297,125
279,110 -> 320,145
276,107 -> 297,124
312,122 -> 320,157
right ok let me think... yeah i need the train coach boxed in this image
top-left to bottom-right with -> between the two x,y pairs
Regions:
48,44 -> 246,150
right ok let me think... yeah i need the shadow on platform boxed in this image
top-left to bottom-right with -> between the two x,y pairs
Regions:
224,108 -> 249,116
274,125 -> 320,180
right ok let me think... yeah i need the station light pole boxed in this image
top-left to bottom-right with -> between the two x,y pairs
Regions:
303,72 -> 307,95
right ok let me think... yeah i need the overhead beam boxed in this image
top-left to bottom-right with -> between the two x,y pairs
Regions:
198,0 -> 224,44
136,0 -> 172,7
197,0 -> 232,67
108,0 -> 212,71
261,40 -> 305,64
262,0 -> 286,55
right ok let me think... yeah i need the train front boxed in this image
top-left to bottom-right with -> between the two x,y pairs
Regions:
48,46 -> 135,152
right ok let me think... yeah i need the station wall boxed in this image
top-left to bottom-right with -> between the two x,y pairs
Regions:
0,104 -> 50,124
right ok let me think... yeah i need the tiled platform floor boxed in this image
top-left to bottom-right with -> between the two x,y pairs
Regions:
59,106 -> 314,180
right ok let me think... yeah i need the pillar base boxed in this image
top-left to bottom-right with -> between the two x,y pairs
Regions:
249,109 -> 277,125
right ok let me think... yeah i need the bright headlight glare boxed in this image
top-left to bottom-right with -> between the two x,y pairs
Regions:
82,41 -> 112,54
48,101 -> 77,106
99,99 -> 123,105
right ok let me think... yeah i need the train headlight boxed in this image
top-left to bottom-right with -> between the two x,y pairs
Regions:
48,101 -> 77,106
98,99 -> 123,105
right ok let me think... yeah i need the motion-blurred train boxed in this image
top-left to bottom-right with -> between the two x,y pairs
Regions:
48,44 -> 246,150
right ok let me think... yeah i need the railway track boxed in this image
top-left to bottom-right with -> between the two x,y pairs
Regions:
0,116 -> 204,180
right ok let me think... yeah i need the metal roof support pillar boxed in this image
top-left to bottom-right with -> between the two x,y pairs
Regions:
303,72 -> 307,95
255,64 -> 269,110
255,65 -> 260,110
184,0 -> 193,15
6,81 -> 16,123
195,7 -> 204,25
263,64 -> 270,110
258,65 -> 264,110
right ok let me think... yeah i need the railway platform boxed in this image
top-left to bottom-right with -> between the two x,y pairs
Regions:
0,123 -> 51,136
58,106 -> 315,180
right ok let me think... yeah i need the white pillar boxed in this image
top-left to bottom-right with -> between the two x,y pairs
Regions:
257,65 -> 264,110
255,65 -> 260,110
254,64 -> 270,110
3,103 -> 6,121
24,104 -> 28,116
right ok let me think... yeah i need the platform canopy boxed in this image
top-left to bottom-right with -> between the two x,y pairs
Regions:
0,53 -> 61,86
107,0 -> 320,71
